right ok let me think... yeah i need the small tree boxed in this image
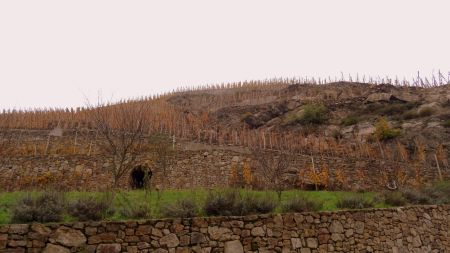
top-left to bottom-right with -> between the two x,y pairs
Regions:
251,147 -> 295,201
89,102 -> 150,189
150,134 -> 176,189
374,117 -> 400,141
242,161 -> 253,188
299,104 -> 328,125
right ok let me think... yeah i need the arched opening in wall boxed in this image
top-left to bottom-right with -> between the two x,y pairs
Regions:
130,165 -> 152,189
303,183 -> 326,191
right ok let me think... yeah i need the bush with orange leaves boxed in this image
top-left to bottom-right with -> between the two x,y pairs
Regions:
242,161 -> 253,188
228,163 -> 239,187
333,168 -> 347,190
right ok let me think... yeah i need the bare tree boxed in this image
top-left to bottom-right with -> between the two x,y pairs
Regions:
89,101 -> 150,189
150,134 -> 176,188
251,147 -> 295,201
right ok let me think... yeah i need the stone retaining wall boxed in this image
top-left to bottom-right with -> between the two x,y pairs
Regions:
0,205 -> 449,253
0,149 -> 449,191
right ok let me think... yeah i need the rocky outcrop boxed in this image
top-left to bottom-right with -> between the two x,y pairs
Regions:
365,93 -> 394,103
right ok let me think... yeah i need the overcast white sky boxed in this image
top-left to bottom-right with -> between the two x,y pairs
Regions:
0,0 -> 449,110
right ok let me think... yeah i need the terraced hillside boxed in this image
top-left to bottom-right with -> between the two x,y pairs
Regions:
0,80 -> 449,191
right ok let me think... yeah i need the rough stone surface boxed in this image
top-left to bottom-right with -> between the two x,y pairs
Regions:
0,205 -> 448,252
224,240 -> 243,253
42,244 -> 70,253
1,148 -> 448,192
159,233 -> 179,248
52,226 -> 86,247
365,92 -> 393,102
96,243 -> 121,253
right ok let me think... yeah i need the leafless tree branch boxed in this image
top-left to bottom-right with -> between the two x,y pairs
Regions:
87,100 -> 151,189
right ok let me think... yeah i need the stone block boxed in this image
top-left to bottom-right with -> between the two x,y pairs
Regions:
224,240 -> 243,253
160,233 -> 180,248
52,226 -> 86,247
96,243 -> 121,253
42,244 -> 70,253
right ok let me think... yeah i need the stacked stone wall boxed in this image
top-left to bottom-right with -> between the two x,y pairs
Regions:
0,205 -> 449,253
0,149 -> 449,191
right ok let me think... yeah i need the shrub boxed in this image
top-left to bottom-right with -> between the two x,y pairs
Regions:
374,117 -> 401,140
382,184 -> 450,206
418,107 -> 435,117
422,182 -> 450,204
120,204 -> 151,219
336,195 -> 374,209
241,112 -> 253,122
402,110 -> 419,120
241,194 -> 277,215
68,195 -> 114,221
380,104 -> 409,115
341,116 -> 359,126
117,193 -> 151,219
400,188 -> 430,205
282,196 -> 323,213
379,102 -> 420,116
203,191 -> 277,216
283,112 -> 303,125
382,191 -> 407,207
161,198 -> 198,218
443,120 -> 450,128
203,190 -> 242,216
299,104 -> 328,125
11,191 -> 66,223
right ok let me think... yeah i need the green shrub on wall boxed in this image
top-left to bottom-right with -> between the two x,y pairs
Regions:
161,198 -> 198,218
282,195 -> 323,213
374,117 -> 401,141
443,120 -> 450,128
300,104 -> 328,124
340,115 -> 359,126
68,195 -> 114,221
336,195 -> 374,209
11,191 -> 65,223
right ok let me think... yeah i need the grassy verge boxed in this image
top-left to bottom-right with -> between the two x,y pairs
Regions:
4,181 -> 449,224
0,189 -> 381,224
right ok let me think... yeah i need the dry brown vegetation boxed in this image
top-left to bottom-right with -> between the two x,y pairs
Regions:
0,75 -> 449,187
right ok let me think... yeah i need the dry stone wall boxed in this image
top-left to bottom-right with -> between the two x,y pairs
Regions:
0,205 -> 449,253
0,149 -> 449,191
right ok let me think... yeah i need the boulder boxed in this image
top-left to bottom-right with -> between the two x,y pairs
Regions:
306,238 -> 318,248
31,223 -> 51,237
357,122 -> 375,136
341,125 -> 355,135
330,220 -> 344,233
224,240 -> 243,253
207,226 -> 232,241
0,234 -> 6,249
52,227 -> 86,247
291,238 -> 302,249
391,91 -> 420,102
8,224 -> 29,235
365,93 -> 393,103
96,243 -> 121,253
251,227 -> 265,237
159,233 -> 180,248
190,232 -> 206,244
418,102 -> 441,114
42,244 -> 70,253
153,249 -> 169,253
